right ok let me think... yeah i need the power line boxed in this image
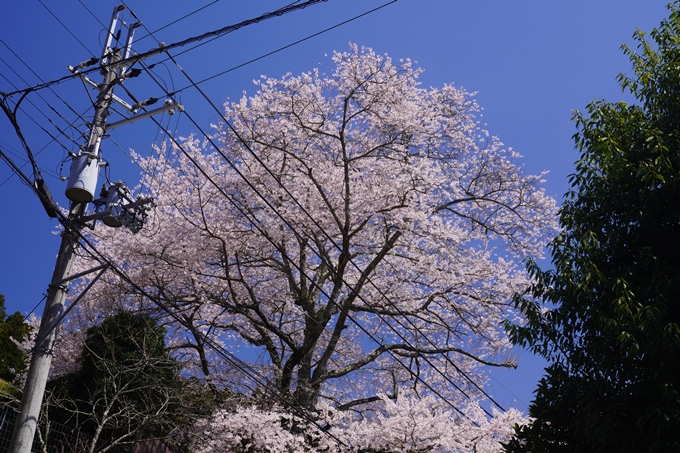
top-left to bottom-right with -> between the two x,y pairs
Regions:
3,2 -> 389,446
0,146 -> 59,218
0,40 -> 90,134
1,0 -> 331,98
9,0 -> 499,418
0,144 -> 60,187
171,0 -> 399,93
127,52 -> 463,416
159,99 -> 489,414
123,0 -> 221,45
77,0 -> 107,29
0,42 -> 91,169
39,0 -> 96,57
123,0 -> 505,417
121,0 -> 400,100
0,0 -> 343,191
3,6 -> 364,451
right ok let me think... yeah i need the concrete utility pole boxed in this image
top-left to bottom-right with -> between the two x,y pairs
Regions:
7,7 -> 164,453
7,215 -> 80,453
6,1 -> 327,449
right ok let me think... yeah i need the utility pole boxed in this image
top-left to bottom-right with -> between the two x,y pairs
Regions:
8,7 -> 171,453
5,3 -> 324,451
7,214 -> 79,453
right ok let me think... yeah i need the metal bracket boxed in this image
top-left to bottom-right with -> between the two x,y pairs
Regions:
36,264 -> 111,347
106,100 -> 183,129
67,68 -> 135,111
48,263 -> 110,289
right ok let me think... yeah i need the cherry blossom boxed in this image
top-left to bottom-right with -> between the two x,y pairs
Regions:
59,43 -> 557,451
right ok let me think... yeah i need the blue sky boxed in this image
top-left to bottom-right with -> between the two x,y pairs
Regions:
0,0 -> 671,413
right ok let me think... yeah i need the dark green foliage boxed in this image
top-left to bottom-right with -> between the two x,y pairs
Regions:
0,294 -> 31,383
504,4 -> 680,452
78,311 -> 178,403
51,311 -> 183,453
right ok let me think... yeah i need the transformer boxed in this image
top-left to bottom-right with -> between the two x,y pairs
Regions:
65,154 -> 100,203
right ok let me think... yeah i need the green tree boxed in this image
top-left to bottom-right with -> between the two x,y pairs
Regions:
50,311 -> 183,453
504,4 -> 680,452
0,294 -> 31,383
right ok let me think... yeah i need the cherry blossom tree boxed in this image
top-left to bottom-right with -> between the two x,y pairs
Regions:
70,44 -> 557,451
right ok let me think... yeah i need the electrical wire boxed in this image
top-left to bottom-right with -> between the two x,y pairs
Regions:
0,40 -> 91,141
0,93 -> 42,181
111,47 -> 452,416
0,4 -> 419,442
1,0 -> 329,98
25,294 -> 48,320
0,143 -> 60,187
8,9 -> 495,424
170,0 -> 399,93
39,0 -> 97,57
121,1 -> 400,100
0,138 -> 62,180
0,0 -> 336,183
15,108 -> 80,162
3,9 -> 350,441
142,109 -> 473,421
77,0 -> 107,29
0,45 -> 90,181
122,0 -> 220,45
0,148 -> 35,190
